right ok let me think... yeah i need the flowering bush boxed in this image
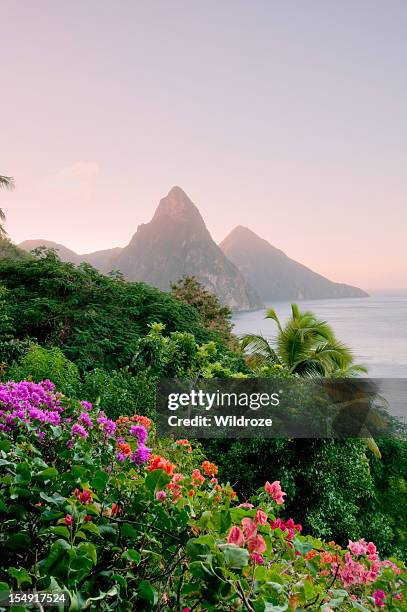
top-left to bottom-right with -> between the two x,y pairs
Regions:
0,381 -> 405,610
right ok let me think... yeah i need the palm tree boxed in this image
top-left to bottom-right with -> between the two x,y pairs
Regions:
241,305 -> 380,455
0,175 -> 14,237
241,303 -> 367,377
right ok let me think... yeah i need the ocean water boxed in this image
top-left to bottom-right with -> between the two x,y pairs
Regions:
232,292 -> 407,378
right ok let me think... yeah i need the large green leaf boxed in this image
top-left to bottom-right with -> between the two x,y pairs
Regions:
220,544 -> 250,569
145,469 -> 171,493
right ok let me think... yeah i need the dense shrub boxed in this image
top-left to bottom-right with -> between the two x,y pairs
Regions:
368,439 -> 407,560
132,323 -> 248,380
9,345 -> 80,396
170,276 -> 235,345
0,380 -> 405,610
205,438 -> 407,561
81,368 -> 156,421
0,251 -> 218,372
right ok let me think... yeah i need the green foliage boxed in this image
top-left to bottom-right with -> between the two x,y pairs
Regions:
368,439 -> 407,560
0,250 -> 218,372
0,284 -> 13,340
132,323 -> 248,380
1,248 -> 406,572
81,367 -> 156,421
205,438 -> 407,560
171,276 -> 235,345
0,238 -> 29,261
9,345 -> 80,396
80,324 -> 249,421
0,381 -> 404,611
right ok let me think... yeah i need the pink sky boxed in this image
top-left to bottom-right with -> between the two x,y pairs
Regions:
1,1 -> 406,290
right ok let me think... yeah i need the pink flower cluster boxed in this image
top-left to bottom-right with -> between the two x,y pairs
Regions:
270,517 -> 302,540
348,538 -> 378,560
0,380 -> 63,433
333,539 -> 401,587
227,509 -> 270,564
265,480 -> 286,504
373,590 -> 386,607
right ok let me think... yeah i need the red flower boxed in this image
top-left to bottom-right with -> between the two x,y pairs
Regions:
111,503 -> 121,516
74,488 -> 93,504
241,517 -> 257,540
64,514 -> 73,526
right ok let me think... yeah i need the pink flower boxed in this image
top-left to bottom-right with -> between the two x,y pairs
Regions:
254,508 -> 268,526
247,534 -> 267,554
237,502 -> 254,509
156,490 -> 167,501
373,590 -> 386,607
366,541 -> 378,561
64,514 -> 73,526
241,517 -> 257,540
348,538 -> 368,556
265,480 -> 286,505
250,552 -> 264,565
227,526 -> 244,547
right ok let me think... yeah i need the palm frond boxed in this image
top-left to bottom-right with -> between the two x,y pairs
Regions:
265,308 -> 283,333
240,333 -> 281,370
0,176 -> 15,190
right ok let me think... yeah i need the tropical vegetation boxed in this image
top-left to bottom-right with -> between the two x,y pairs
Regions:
0,186 -> 405,609
241,304 -> 367,377
0,380 -> 405,610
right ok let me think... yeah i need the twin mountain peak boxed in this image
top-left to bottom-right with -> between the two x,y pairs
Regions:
19,186 -> 367,311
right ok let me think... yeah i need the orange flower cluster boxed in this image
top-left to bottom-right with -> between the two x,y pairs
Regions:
111,503 -> 121,517
175,439 -> 192,453
117,442 -> 132,456
321,551 -> 339,564
304,550 -> 339,564
132,415 -> 151,429
116,414 -> 151,429
148,454 -> 176,476
192,469 -> 205,485
201,460 -> 218,477
116,416 -> 130,424
304,550 -> 317,560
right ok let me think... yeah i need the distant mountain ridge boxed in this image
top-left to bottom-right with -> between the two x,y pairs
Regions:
18,240 -> 122,274
19,186 -> 367,309
220,225 -> 368,301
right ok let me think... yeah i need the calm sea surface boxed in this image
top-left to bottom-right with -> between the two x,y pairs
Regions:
232,292 -> 407,378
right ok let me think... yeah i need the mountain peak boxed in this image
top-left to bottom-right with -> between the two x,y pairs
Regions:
226,226 -> 262,240
152,186 -> 202,224
220,226 -> 368,301
112,189 -> 263,310
220,225 -> 282,254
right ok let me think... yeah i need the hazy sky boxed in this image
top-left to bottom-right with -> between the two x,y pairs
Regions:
1,1 -> 406,289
